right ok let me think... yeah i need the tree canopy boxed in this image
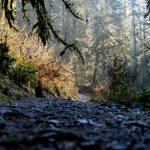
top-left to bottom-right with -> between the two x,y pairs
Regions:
1,0 -> 150,63
1,0 -> 84,62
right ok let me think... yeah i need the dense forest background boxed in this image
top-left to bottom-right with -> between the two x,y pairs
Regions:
0,0 -> 150,102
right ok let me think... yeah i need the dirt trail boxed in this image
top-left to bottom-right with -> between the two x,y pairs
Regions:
0,98 -> 150,150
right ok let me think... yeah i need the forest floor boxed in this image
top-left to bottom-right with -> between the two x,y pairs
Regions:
0,98 -> 150,150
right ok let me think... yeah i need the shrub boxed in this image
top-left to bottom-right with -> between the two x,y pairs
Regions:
108,57 -> 130,92
38,62 -> 78,99
137,90 -> 150,103
90,81 -> 110,101
0,91 -> 8,101
11,60 -> 38,88
0,42 -> 15,74
0,24 -> 78,99
110,84 -> 128,102
108,55 -> 137,103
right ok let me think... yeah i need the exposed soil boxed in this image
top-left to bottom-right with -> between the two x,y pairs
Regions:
0,98 -> 150,150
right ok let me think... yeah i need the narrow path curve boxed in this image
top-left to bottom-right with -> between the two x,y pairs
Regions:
0,98 -> 150,150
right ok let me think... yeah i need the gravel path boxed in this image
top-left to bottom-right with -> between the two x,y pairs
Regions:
0,98 -> 150,150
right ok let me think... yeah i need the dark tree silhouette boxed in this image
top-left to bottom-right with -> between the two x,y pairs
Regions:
145,0 -> 150,17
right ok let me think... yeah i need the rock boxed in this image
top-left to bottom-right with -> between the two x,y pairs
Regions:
144,137 -> 150,144
80,139 -> 103,150
131,103 -> 144,111
77,119 -> 102,127
133,144 -> 147,150
108,141 -> 128,150
57,141 -> 76,150
48,119 -> 62,125
123,121 -> 150,128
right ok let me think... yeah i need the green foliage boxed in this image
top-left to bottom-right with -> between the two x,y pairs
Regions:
108,55 -> 136,103
109,56 -> 130,92
0,42 -> 15,74
0,91 -> 8,101
27,73 -> 38,89
110,84 -> 128,102
0,74 -> 32,102
137,90 -> 150,103
12,61 -> 38,88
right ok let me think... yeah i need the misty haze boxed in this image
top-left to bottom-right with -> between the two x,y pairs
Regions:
0,0 -> 150,149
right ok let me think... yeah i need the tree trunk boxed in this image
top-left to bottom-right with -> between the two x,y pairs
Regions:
35,80 -> 43,97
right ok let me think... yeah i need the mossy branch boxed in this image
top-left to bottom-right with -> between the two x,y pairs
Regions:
1,0 -> 84,63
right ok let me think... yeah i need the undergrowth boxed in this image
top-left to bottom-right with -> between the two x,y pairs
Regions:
0,24 -> 78,100
137,90 -> 150,103
1,21 -> 149,104
90,55 -> 149,105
